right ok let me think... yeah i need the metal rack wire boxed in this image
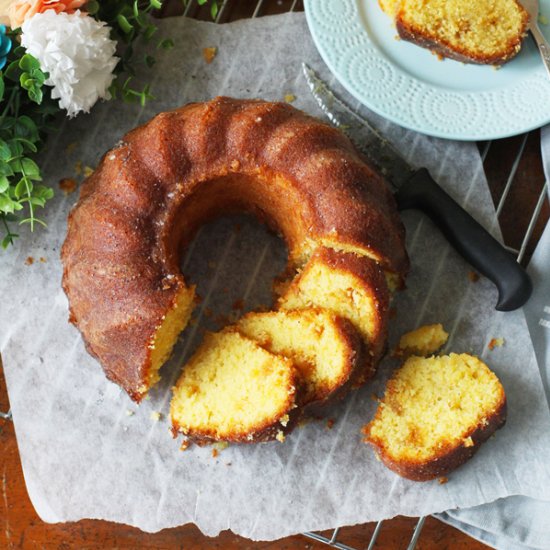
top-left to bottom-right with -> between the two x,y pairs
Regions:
1,1 -> 548,548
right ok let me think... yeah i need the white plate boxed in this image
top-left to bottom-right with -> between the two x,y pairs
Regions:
304,0 -> 550,140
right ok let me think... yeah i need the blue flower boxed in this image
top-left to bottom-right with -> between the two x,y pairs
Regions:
0,25 -> 12,71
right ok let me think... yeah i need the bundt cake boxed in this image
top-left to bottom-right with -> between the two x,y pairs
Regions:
394,323 -> 449,357
61,97 -> 408,403
277,247 -> 391,384
170,330 -> 299,443
379,0 -> 530,65
236,308 -> 363,409
364,353 -> 507,481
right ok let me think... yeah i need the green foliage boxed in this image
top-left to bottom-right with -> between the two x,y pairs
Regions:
0,0 -> 219,249
198,0 -> 220,19
0,34 -> 56,249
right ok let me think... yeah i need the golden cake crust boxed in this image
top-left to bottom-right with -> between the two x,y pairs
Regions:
170,330 -> 301,444
364,354 -> 507,481
278,247 -> 391,384
61,97 -> 408,401
394,1 -> 529,65
366,397 -> 506,481
236,307 -> 365,413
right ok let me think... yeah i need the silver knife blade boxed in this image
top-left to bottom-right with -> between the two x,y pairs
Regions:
302,63 -> 414,191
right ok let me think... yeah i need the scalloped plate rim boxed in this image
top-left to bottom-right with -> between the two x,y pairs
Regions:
304,0 -> 550,141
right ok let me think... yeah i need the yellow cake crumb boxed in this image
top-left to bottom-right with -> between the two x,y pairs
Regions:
284,93 -> 296,103
276,430 -> 286,442
488,337 -> 505,351
365,353 -> 506,480
150,411 -> 162,421
203,47 -> 217,64
395,323 -> 449,357
125,409 -> 135,416
83,166 -> 94,178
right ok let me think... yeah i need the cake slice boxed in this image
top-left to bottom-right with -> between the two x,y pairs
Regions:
236,308 -> 363,410
277,247 -> 390,383
381,0 -> 529,65
364,353 -> 507,481
394,323 -> 449,357
170,330 -> 299,443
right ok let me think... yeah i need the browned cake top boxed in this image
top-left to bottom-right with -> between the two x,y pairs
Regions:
61,97 -> 408,399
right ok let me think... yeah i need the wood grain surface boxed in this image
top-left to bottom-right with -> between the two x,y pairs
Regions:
1,1 -> 548,548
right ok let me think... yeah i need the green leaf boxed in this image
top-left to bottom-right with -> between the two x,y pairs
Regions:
117,14 -> 134,33
14,116 -> 39,141
20,217 -> 47,228
158,38 -> 174,50
30,68 -> 46,85
150,0 -> 162,9
28,86 -> 43,105
144,24 -> 157,40
0,140 -> 10,162
0,176 -> 9,193
15,137 -> 38,153
144,54 -> 156,68
86,0 -> 99,14
0,117 -> 15,131
0,78 -> 4,103
4,60 -> 21,82
133,0 -> 140,17
14,177 -> 30,199
19,54 -> 40,72
33,185 -> 54,200
0,195 -> 15,214
2,234 -> 17,249
8,139 -> 24,158
21,158 -> 41,180
210,1 -> 218,19
0,163 -> 14,177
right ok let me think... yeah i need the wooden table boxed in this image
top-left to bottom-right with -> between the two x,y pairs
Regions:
1,1 -> 548,548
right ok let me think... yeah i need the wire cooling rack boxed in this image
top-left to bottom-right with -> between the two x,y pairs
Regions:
1,1 -> 549,548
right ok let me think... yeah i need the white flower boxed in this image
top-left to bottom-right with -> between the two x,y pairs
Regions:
21,10 -> 118,117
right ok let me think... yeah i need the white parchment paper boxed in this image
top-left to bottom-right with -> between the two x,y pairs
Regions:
2,14 -> 550,541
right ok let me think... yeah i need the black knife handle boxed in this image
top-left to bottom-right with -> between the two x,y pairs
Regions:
395,168 -> 532,311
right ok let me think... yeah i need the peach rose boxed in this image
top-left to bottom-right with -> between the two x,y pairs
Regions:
9,0 -> 86,29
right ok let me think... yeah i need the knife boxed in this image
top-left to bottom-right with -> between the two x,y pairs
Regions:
302,63 -> 532,312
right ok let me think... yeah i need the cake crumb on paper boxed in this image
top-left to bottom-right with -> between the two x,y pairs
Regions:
25,256 -> 34,265
284,93 -> 296,103
150,411 -> 162,422
59,178 -> 77,195
488,337 -> 505,351
468,271 -> 480,282
326,418 -> 335,430
125,409 -> 134,417
203,46 -> 217,63
438,476 -> 449,485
